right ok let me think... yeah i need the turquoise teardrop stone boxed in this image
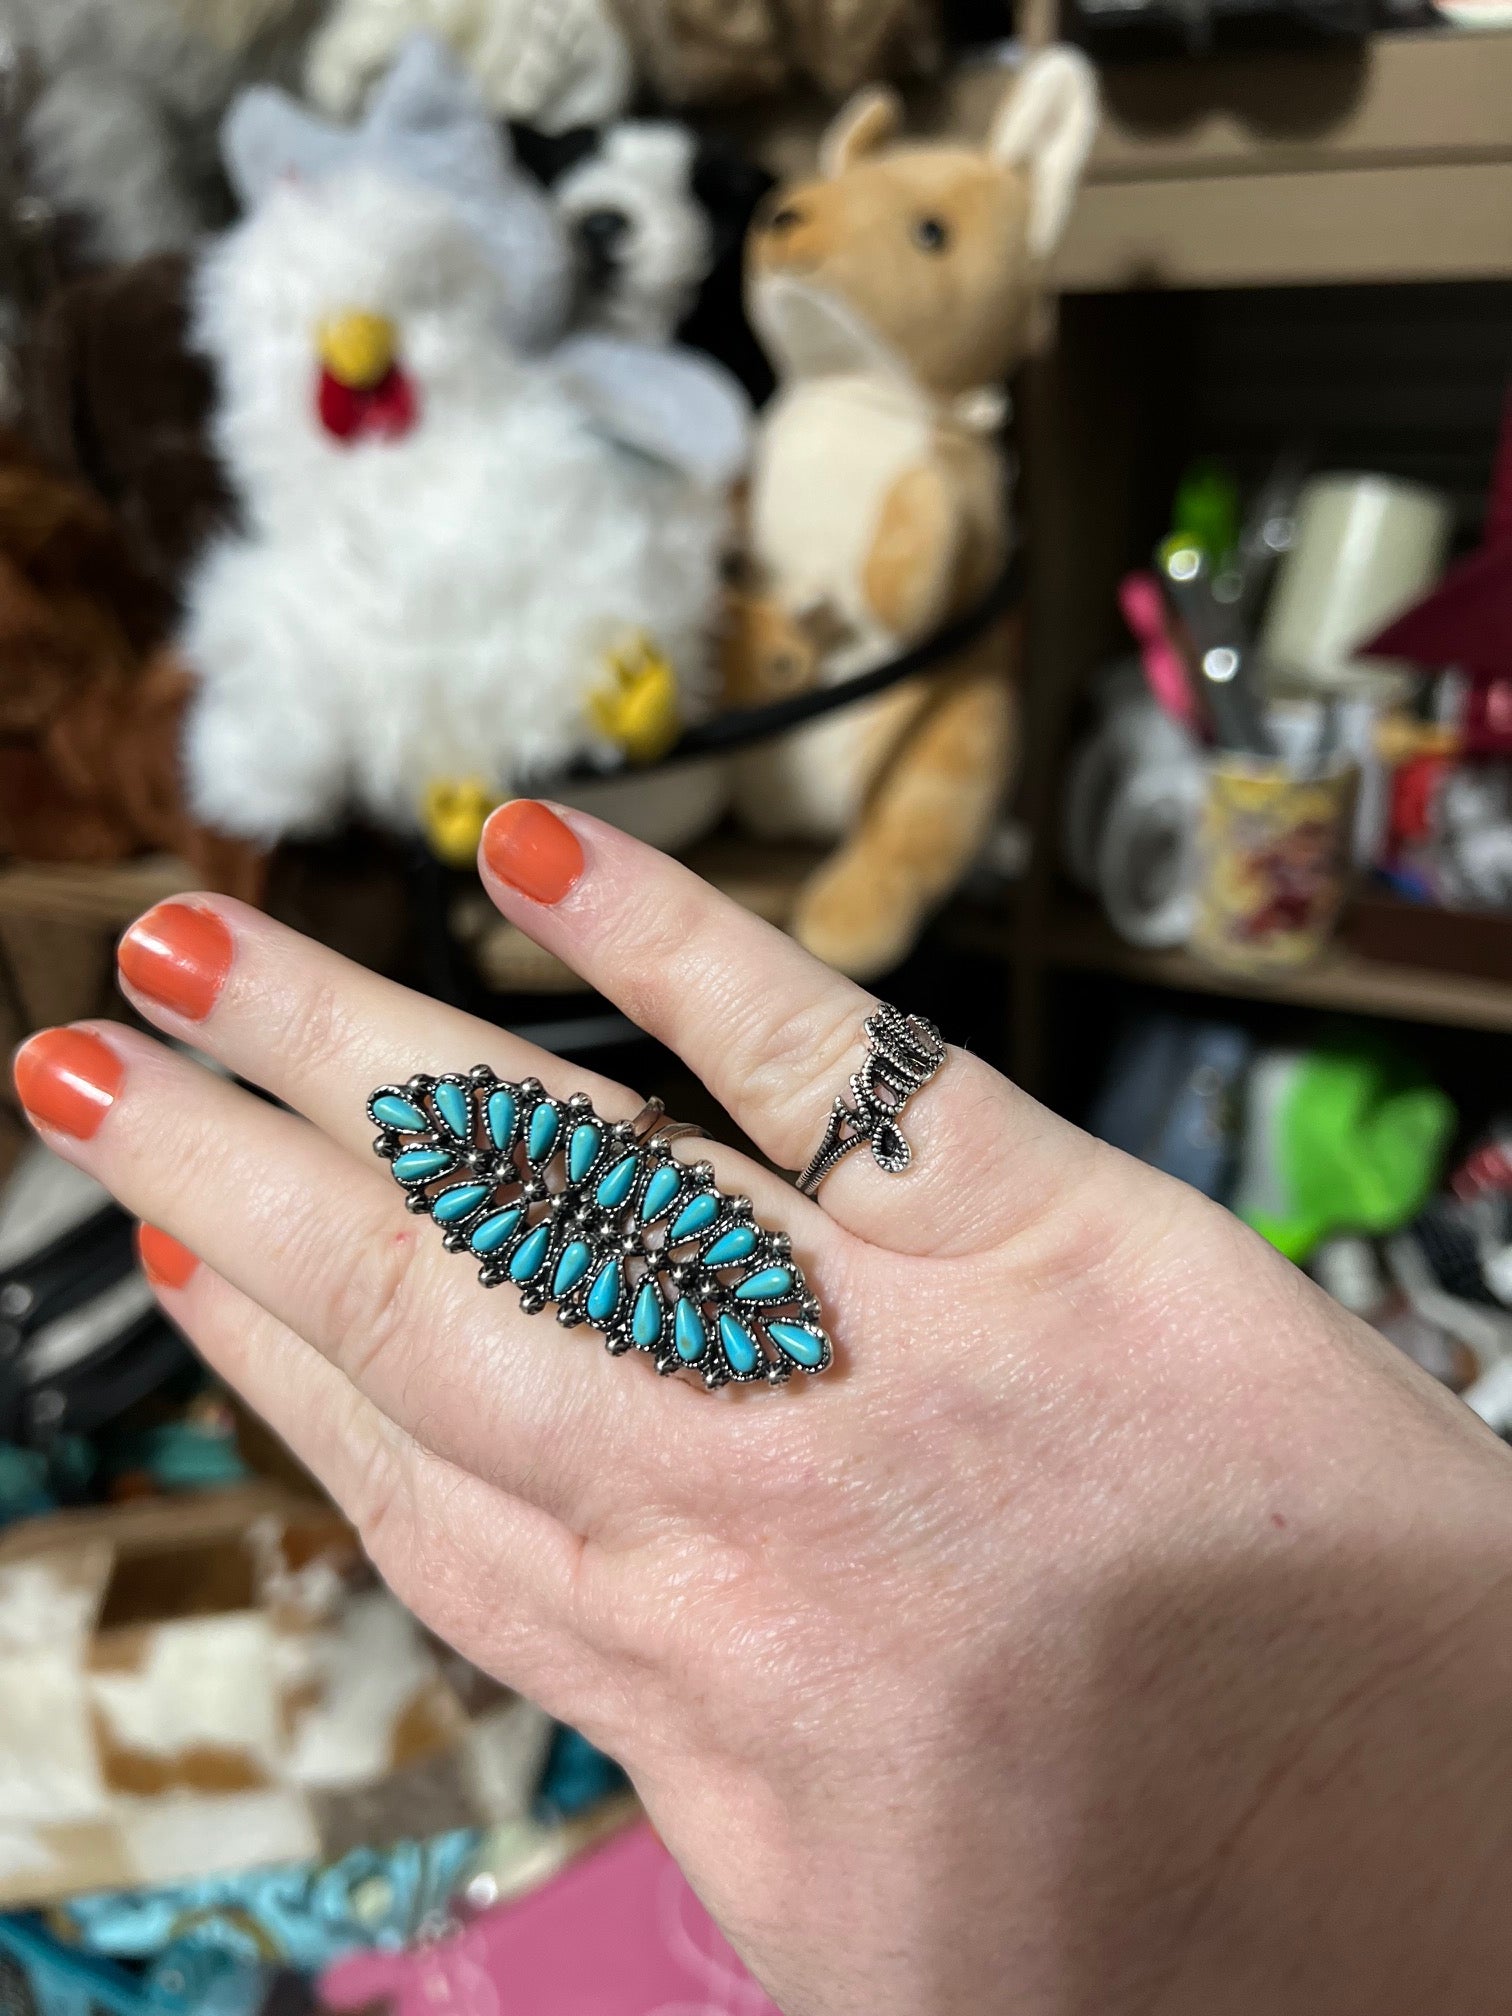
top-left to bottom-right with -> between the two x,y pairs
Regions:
486,1090 -> 517,1151
718,1313 -> 760,1375
526,1103 -> 560,1163
669,1193 -> 719,1243
674,1297 -> 708,1363
631,1279 -> 663,1348
432,1183 -> 490,1225
639,1163 -> 682,1223
392,1148 -> 453,1183
509,1221 -> 552,1282
553,1240 -> 593,1296
434,1081 -> 472,1139
734,1266 -> 795,1302
373,1094 -> 428,1132
595,1155 -> 638,1211
767,1321 -> 826,1368
587,1258 -> 623,1324
470,1207 -> 523,1255
567,1123 -> 602,1184
703,1224 -> 758,1267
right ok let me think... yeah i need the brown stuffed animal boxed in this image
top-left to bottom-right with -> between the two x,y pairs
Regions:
610,0 -> 940,105
734,48 -> 1098,977
28,254 -> 232,600
0,434 -> 261,895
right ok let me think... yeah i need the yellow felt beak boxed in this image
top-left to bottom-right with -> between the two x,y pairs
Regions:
317,310 -> 397,390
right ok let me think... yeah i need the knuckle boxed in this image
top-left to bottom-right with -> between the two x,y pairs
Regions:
732,991 -> 868,1144
270,967 -> 361,1099
318,1204 -> 429,1389
606,887 -> 705,1037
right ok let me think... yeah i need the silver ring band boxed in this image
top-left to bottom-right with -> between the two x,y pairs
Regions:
797,1005 -> 947,1199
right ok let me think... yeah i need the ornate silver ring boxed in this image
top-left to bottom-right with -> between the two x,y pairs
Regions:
369,1068 -> 832,1390
796,1004 -> 947,1200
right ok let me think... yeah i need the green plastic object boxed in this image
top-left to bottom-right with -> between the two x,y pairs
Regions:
1170,459 -> 1241,566
1235,1043 -> 1456,1264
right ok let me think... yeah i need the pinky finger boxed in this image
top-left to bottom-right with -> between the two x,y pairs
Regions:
140,1230 -> 602,1713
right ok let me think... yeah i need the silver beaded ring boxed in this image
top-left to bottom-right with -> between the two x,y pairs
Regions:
797,1004 -> 948,1200
369,1067 -> 832,1390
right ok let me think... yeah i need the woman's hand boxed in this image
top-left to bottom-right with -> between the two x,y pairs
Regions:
14,802 -> 1512,2016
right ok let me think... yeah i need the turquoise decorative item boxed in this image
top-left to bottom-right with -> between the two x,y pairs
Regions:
568,1123 -> 603,1183
372,1094 -> 429,1132
703,1225 -> 758,1266
632,1278 -> 664,1349
370,1069 -> 833,1389
639,1164 -> 682,1224
734,1267 -> 795,1302
718,1314 -> 761,1376
433,1183 -> 490,1224
553,1240 -> 593,1296
471,1207 -> 523,1254
508,1221 -> 553,1282
668,1192 -> 718,1243
486,1089 -> 518,1150
587,1259 -> 624,1325
674,1298 -> 708,1363
527,1103 -> 561,1163
595,1155 -> 639,1210
433,1079 -> 472,1139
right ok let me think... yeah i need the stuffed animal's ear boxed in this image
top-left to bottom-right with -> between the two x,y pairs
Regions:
367,32 -> 488,143
221,83 -> 346,208
819,86 -> 903,178
989,47 -> 1099,258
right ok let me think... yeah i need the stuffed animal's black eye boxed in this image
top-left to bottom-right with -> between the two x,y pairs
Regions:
578,207 -> 631,251
913,215 -> 950,252
766,204 -> 805,234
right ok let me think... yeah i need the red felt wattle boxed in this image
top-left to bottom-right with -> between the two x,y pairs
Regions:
317,364 -> 419,443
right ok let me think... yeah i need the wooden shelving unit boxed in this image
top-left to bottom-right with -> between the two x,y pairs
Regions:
991,29 -> 1512,1089
1042,904 -> 1512,1035
0,856 -> 196,928
751,31 -> 1512,290
952,32 -> 1512,289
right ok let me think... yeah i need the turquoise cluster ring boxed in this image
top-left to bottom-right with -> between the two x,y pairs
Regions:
369,1068 -> 833,1390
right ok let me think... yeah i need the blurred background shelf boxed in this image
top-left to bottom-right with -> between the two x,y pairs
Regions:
950,898 -> 1512,1037
0,856 -> 197,927
1037,903 -> 1512,1034
751,31 -> 1512,288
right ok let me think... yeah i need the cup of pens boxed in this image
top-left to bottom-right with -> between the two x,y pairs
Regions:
1191,751 -> 1358,973
1117,456 -> 1364,972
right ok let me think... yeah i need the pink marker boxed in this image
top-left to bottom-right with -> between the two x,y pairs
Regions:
1120,572 -> 1205,738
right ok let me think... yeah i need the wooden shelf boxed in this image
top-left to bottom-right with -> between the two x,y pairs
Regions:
749,32 -> 1512,289
1039,904 -> 1512,1034
0,856 -> 197,928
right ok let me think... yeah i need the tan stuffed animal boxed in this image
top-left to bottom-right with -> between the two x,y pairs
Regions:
735,47 -> 1098,977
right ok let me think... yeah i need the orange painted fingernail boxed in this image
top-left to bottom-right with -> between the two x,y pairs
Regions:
136,1223 -> 199,1292
13,1027 -> 125,1141
119,902 -> 234,1022
481,800 -> 584,905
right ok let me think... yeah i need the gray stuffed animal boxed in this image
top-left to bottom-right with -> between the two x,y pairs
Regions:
0,0 -> 327,263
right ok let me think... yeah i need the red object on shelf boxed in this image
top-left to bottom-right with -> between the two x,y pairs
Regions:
1366,387 -> 1512,684
1389,753 -> 1452,847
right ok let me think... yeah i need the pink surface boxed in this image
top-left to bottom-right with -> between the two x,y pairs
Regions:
321,1822 -> 782,2015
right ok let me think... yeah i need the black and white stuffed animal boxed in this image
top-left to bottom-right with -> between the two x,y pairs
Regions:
513,117 -> 775,399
